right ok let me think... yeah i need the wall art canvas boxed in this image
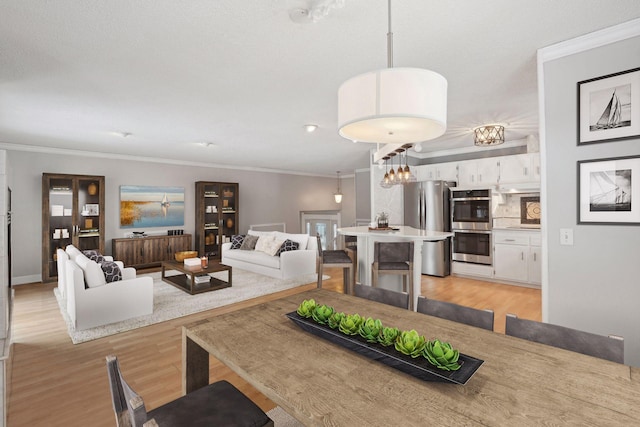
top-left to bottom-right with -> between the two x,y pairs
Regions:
578,155 -> 640,225
120,185 -> 185,228
578,67 -> 640,145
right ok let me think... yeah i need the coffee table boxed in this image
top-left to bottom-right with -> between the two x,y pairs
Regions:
161,260 -> 232,295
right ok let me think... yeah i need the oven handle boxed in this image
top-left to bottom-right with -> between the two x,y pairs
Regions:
451,197 -> 491,201
452,229 -> 492,234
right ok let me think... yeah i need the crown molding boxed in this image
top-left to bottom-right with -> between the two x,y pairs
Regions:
0,141 -> 346,179
538,17 -> 640,63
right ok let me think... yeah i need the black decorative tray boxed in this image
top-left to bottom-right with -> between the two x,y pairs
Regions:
286,311 -> 483,385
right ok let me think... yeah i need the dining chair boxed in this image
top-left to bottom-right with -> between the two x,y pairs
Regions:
416,296 -> 494,331
316,234 -> 354,294
505,314 -> 624,364
106,355 -> 274,427
371,241 -> 414,309
354,283 -> 410,309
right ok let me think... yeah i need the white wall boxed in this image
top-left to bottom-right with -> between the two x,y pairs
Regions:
541,26 -> 640,365
8,150 -> 355,284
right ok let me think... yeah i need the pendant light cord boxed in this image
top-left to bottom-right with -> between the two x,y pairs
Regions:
387,0 -> 393,68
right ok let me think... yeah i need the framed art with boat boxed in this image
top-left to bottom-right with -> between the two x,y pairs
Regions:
578,67 -> 640,145
577,155 -> 640,225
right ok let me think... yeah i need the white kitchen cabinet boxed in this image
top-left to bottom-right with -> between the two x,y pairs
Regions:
458,158 -> 499,187
422,162 -> 458,182
493,230 -> 541,286
528,246 -> 542,284
414,165 -> 429,181
499,153 -> 540,184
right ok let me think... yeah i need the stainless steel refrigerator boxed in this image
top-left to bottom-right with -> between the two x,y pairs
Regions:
404,180 -> 454,277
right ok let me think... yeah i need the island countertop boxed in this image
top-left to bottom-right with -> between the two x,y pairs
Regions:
337,225 -> 452,241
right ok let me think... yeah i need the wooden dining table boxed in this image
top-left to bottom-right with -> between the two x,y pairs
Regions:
182,289 -> 640,426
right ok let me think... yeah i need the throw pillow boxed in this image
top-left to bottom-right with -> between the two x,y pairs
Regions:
75,253 -> 107,288
230,234 -> 245,250
255,235 -> 275,253
83,250 -> 105,264
100,261 -> 122,283
240,234 -> 259,250
276,239 -> 299,256
263,238 -> 285,256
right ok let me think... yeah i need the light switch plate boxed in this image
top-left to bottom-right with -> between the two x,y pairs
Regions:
560,228 -> 573,245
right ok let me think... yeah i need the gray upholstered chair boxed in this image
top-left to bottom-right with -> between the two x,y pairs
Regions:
371,241 -> 414,309
505,314 -> 624,364
416,296 -> 494,331
316,234 -> 354,294
106,355 -> 274,427
354,283 -> 410,309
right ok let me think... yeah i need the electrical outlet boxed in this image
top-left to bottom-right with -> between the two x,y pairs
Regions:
560,228 -> 573,245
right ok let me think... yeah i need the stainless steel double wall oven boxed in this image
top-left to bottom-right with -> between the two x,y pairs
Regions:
451,189 -> 492,265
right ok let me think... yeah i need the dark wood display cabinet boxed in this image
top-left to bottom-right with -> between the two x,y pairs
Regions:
112,234 -> 192,269
195,182 -> 238,260
42,173 -> 105,283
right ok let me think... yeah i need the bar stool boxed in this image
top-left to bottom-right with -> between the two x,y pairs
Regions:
316,234 -> 354,294
344,235 -> 358,285
371,241 -> 414,309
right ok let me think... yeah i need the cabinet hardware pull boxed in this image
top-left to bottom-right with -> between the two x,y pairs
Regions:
521,252 -> 524,260
534,253 -> 537,261
505,239 -> 515,242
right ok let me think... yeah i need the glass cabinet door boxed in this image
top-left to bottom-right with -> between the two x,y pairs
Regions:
77,178 -> 102,252
47,178 -> 74,279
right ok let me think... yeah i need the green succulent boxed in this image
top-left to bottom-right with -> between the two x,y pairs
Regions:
423,339 -> 461,371
395,329 -> 427,358
339,314 -> 364,335
377,326 -> 400,347
311,304 -> 334,325
327,312 -> 346,329
296,299 -> 316,318
358,317 -> 383,343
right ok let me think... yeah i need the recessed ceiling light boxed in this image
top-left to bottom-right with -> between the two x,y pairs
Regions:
198,142 -> 215,147
304,124 -> 318,133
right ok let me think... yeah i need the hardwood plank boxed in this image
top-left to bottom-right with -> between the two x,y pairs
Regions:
8,269 -> 540,426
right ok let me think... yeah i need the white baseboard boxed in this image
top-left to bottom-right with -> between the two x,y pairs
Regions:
12,275 -> 41,286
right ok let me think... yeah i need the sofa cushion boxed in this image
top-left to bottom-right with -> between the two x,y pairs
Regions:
240,235 -> 259,250
230,234 -> 245,250
276,239 -> 299,256
263,238 -> 285,256
274,232 -> 309,250
74,253 -> 107,288
247,230 -> 275,238
101,261 -> 122,283
255,235 -> 275,253
224,249 -> 281,269
65,244 -> 83,261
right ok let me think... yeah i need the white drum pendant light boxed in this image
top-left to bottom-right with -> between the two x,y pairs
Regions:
338,0 -> 447,144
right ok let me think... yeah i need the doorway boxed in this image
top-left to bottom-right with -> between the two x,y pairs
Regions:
300,210 -> 341,250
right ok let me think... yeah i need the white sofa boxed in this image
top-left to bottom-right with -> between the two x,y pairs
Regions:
221,231 -> 317,280
59,245 -> 154,330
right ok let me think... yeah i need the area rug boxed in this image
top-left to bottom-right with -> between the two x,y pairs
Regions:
54,269 -> 320,344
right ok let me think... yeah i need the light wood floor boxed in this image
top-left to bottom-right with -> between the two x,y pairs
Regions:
7,270 -> 540,426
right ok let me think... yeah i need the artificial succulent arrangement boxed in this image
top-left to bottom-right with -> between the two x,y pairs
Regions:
295,299 -> 461,371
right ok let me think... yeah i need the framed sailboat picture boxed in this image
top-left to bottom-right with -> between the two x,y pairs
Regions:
578,67 -> 640,145
578,155 -> 640,225
120,185 -> 185,228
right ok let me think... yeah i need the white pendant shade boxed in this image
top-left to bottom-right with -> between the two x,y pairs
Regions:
338,67 -> 447,144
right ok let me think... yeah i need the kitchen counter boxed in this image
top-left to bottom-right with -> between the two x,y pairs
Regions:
338,226 -> 453,310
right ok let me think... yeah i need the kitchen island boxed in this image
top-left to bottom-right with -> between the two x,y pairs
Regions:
337,226 -> 452,310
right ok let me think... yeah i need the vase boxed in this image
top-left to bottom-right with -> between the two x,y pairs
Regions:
226,218 -> 234,229
87,182 -> 97,196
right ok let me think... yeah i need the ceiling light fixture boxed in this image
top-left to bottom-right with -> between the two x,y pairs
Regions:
474,125 -> 505,146
337,0 -> 447,146
304,124 -> 318,133
334,171 -> 343,203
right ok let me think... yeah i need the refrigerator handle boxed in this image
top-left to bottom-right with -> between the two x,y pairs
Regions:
419,189 -> 424,230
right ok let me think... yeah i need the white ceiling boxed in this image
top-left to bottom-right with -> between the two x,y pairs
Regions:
1,0 -> 639,176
